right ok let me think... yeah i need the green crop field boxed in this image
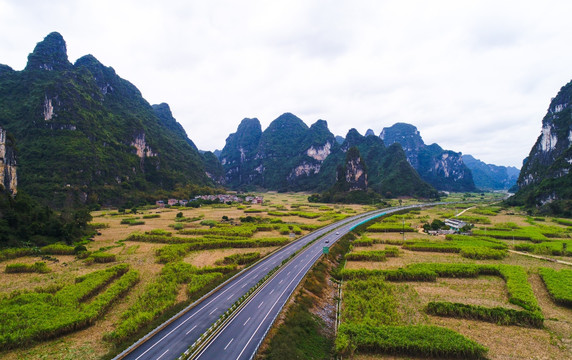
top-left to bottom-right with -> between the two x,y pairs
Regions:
335,203 -> 572,360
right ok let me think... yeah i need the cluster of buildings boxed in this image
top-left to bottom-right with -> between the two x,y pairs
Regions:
426,218 -> 469,236
155,194 -> 264,208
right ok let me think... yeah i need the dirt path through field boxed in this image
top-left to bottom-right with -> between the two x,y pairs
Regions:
508,250 -> 572,266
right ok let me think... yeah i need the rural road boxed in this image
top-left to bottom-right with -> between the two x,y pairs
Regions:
116,204 -> 430,360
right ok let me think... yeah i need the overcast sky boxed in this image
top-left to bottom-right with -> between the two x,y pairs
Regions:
2,0 -> 572,168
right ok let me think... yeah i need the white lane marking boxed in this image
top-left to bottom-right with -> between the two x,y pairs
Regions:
287,271 -> 291,276
279,279 -> 283,284
242,283 -> 248,288
269,289 -> 274,295
224,338 -> 234,350
235,252 -> 318,360
156,349 -> 169,360
258,301 -> 264,309
262,267 -> 268,271
186,325 -> 197,335
209,308 -> 218,315
227,293 -> 235,300
133,273 -> 246,360
194,248 -> 318,359
243,317 -> 251,326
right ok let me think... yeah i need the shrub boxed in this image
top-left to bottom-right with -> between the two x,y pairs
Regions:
142,214 -> 160,219
456,215 -> 492,224
288,211 -> 321,219
216,252 -> 260,265
552,218 -> 572,226
120,218 -> 145,226
425,301 -> 543,328
40,244 -> 75,255
86,252 -> 116,264
367,222 -> 415,232
145,229 -> 172,237
0,248 -> 36,262
353,236 -> 373,247
336,324 -> 487,359
5,262 -> 50,274
74,245 -> 88,253
200,219 -> 219,227
345,250 -> 387,262
187,273 -> 224,297
539,268 -> 572,308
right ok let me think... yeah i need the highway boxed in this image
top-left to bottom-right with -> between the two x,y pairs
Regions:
116,204 -> 425,360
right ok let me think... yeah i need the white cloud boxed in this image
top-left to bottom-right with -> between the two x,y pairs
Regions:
2,0 -> 572,168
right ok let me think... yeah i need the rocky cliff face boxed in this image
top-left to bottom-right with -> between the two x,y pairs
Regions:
513,80 -> 572,211
0,32 -> 211,207
518,81 -> 572,189
463,154 -> 519,190
342,147 -> 367,191
0,127 -> 17,195
219,117 -> 263,187
380,123 -> 476,192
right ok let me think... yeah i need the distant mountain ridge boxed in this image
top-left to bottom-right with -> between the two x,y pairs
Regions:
219,113 -> 437,198
462,154 -> 519,190
0,32 -> 213,207
379,123 -> 476,192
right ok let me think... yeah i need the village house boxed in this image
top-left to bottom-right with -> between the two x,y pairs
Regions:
167,199 -> 179,206
444,218 -> 468,232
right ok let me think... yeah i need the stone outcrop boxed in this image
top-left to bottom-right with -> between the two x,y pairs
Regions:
343,147 -> 367,191
0,127 -> 17,195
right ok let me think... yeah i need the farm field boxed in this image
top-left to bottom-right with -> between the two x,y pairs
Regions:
3,191 -> 568,360
337,203 -> 572,360
0,192 -> 370,360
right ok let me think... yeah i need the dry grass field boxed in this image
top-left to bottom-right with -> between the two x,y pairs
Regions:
0,192 -> 369,360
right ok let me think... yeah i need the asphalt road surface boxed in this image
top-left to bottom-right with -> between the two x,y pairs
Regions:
117,204 -> 426,360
